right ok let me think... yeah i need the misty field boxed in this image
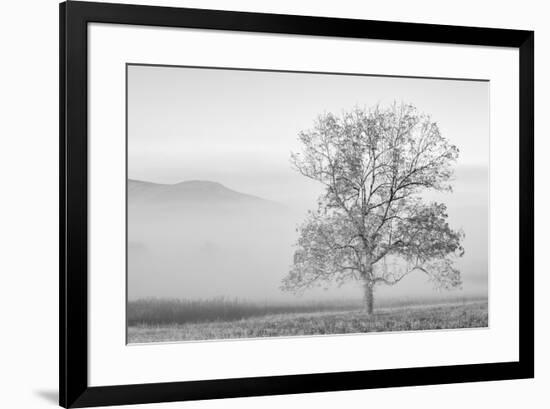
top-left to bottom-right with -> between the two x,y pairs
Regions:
127,298 -> 488,343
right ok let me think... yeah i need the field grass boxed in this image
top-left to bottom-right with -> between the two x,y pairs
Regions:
127,295 -> 487,326
127,300 -> 488,343
127,297 -> 364,326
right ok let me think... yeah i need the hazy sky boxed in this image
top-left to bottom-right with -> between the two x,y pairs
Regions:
127,64 -> 489,301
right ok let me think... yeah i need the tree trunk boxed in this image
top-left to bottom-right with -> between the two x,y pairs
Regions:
363,280 -> 374,315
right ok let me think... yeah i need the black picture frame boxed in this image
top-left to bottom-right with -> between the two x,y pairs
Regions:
59,1 -> 534,407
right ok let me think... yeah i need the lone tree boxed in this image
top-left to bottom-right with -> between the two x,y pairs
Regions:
281,103 -> 464,314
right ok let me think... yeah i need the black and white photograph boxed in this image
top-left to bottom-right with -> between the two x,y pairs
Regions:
126,64 -> 489,343
0,0 -> 541,407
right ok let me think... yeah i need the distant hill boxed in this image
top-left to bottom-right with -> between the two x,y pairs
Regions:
128,179 -> 283,209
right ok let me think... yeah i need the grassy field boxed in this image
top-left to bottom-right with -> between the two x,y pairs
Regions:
127,295 -> 487,326
127,300 -> 488,343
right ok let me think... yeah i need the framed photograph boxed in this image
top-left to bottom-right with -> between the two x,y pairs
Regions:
60,1 -> 534,407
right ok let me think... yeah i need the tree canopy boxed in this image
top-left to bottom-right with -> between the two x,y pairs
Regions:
281,103 -> 464,312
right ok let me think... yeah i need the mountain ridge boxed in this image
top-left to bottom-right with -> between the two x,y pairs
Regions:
127,178 -> 285,208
